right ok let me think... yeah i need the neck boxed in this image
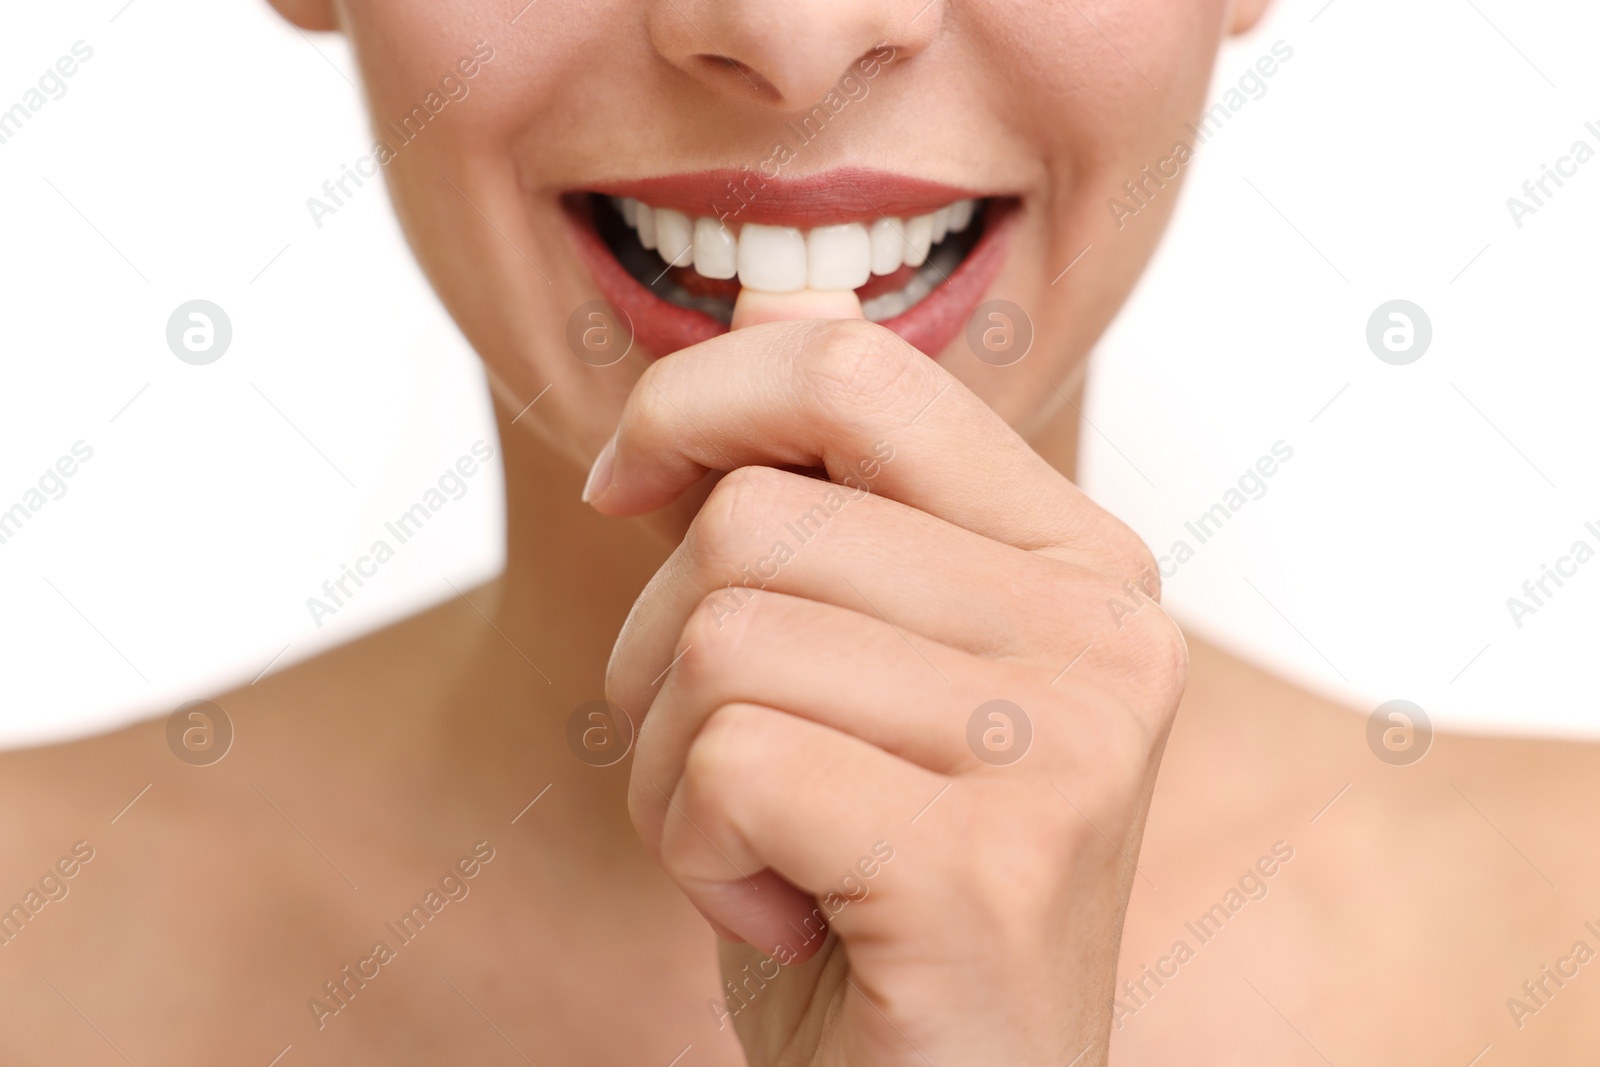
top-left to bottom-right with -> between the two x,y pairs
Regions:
488,365 -> 1082,634
448,370 -> 1084,787
491,394 -> 670,679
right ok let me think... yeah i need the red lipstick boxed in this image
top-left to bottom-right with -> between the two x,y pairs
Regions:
590,167 -> 986,228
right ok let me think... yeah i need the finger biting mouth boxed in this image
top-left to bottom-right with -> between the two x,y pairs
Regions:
562,168 -> 1016,360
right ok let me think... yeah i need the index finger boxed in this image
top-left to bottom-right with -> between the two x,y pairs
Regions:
585,317 -> 1138,565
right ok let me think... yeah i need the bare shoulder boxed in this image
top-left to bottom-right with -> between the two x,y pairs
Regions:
0,588 -> 507,1061
0,582 -> 490,835
1116,631 -> 1600,1064
0,581 -> 503,923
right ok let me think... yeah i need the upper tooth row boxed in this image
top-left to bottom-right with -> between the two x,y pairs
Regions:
614,197 -> 977,293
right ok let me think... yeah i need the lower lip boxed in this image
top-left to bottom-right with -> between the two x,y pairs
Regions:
562,195 -> 1016,361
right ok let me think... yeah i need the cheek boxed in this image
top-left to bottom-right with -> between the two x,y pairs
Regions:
959,0 -> 1228,221
341,0 -> 584,150
336,1 -> 641,459
953,0 -> 1230,416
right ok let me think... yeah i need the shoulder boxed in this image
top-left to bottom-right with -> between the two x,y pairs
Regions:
1144,631 -> 1600,1060
0,580 -> 498,888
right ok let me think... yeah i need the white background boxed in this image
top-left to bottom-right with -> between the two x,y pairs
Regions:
1,0 -> 1595,747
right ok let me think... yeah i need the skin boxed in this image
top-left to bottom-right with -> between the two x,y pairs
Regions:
3,0 -> 1598,1064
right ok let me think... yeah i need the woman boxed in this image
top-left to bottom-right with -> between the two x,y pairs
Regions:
4,0 -> 1596,1063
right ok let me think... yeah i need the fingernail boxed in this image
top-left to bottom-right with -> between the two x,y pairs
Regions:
581,432 -> 616,504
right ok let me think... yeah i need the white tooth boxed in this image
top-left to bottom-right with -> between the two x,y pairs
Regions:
807,223 -> 871,290
869,218 -> 904,276
620,197 -> 638,227
947,199 -> 974,233
655,208 -> 693,268
903,271 -> 933,305
862,290 -> 909,322
635,203 -> 657,250
693,217 -> 738,279
902,213 -> 933,267
737,223 -> 808,292
929,206 -> 950,245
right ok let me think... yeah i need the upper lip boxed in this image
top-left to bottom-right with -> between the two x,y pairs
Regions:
586,166 -> 990,229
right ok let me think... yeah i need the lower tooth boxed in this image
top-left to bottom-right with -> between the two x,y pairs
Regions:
862,290 -> 909,322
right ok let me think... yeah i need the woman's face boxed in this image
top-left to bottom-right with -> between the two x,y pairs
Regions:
284,0 -> 1267,466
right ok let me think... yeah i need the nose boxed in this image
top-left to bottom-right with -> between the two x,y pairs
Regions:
647,0 -> 942,109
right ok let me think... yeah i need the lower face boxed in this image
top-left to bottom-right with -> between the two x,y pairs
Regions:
338,0 -> 1235,468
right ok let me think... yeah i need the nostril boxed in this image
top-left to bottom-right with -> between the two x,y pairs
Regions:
690,54 -> 781,102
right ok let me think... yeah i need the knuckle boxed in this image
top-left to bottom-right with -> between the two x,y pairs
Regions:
1075,605 -> 1188,756
674,589 -> 765,689
1110,524 -> 1163,604
680,704 -> 762,808
659,705 -> 766,882
1090,566 -> 1182,674
687,466 -> 793,576
1119,605 -> 1189,698
1131,542 -> 1164,603
800,320 -> 932,426
656,807 -> 708,883
626,359 -> 677,432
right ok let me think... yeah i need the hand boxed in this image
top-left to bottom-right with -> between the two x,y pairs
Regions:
590,294 -> 1186,1066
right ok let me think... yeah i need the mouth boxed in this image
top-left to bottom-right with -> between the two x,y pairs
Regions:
562,168 -> 1016,360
